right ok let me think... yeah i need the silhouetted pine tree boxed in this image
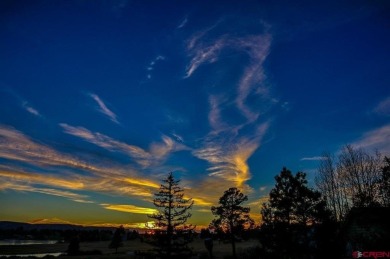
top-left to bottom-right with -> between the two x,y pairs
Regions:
109,225 -> 125,253
211,187 -> 254,259
148,172 -> 194,258
261,168 -> 331,258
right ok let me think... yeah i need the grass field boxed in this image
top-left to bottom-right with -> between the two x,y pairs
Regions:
0,238 -> 261,258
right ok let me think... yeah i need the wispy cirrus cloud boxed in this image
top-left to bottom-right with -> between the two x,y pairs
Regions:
186,19 -> 273,193
28,187 -> 93,204
184,38 -> 225,78
88,93 -> 119,124
60,123 -> 187,168
208,95 -> 228,132
0,89 -> 43,118
352,123 -> 390,154
193,122 -> 269,188
0,170 -> 84,190
146,55 -> 165,79
373,96 -> 390,116
300,156 -> 327,161
0,125 -> 161,202
0,125 -> 100,171
177,16 -> 188,29
0,179 -> 92,204
22,101 -> 42,117
60,123 -> 151,166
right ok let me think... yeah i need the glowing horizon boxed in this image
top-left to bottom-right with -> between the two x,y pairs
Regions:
1,1 -> 389,228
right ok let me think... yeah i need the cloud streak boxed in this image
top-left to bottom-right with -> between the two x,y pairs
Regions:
186,20 -> 273,193
60,123 -> 187,168
184,38 -> 225,78
60,123 -> 151,166
0,125 -> 162,203
146,55 -> 165,79
0,178 -> 92,204
101,204 -> 157,214
89,93 -> 119,124
374,96 -> 390,116
0,125 -> 100,171
353,123 -> 390,154
177,16 -> 188,29
22,101 -> 41,117
300,156 -> 327,161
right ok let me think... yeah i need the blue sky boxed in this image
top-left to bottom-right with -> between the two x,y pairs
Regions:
1,0 -> 389,227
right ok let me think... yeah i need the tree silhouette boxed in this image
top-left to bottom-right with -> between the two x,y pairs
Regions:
262,167 -> 328,226
211,187 -> 253,258
261,168 -> 330,257
109,225 -> 125,253
380,156 -> 390,207
148,172 -> 194,258
315,152 -> 350,221
67,234 -> 80,255
316,145 -> 385,220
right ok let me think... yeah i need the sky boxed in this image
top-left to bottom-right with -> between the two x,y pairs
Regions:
1,0 -> 390,229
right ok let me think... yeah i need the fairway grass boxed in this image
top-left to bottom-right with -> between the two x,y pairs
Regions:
0,238 -> 260,258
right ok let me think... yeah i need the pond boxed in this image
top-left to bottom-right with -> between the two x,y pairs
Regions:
0,240 -> 59,246
0,252 -> 63,258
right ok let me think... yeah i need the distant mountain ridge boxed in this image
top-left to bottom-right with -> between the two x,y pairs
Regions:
0,221 -> 116,231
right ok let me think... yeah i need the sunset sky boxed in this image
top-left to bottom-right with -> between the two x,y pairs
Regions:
1,0 -> 390,228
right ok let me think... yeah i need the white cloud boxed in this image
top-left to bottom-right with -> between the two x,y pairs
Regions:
374,96 -> 390,116
0,125 -> 161,201
177,17 -> 188,29
171,133 -> 184,143
259,186 -> 267,192
208,95 -> 228,132
235,35 -> 271,122
0,179 -> 92,204
22,102 -> 41,117
60,123 -> 188,168
193,122 -> 270,188
184,38 -> 225,78
60,123 -> 152,166
0,125 -> 100,171
88,93 -> 119,124
146,55 -> 165,79
300,156 -> 327,161
185,21 -> 274,198
353,123 -> 390,154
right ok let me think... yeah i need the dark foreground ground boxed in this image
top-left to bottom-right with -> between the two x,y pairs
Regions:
0,238 -> 260,258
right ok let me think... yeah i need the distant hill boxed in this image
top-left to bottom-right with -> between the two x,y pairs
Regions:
0,221 -> 115,231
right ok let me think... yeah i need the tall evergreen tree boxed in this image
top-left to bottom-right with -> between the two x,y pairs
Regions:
109,225 -> 125,253
211,187 -> 253,259
261,168 -> 330,258
262,167 -> 328,226
148,172 -> 194,258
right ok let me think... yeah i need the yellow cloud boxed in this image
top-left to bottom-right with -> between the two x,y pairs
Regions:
0,170 -> 84,190
124,178 -> 159,188
102,204 -> 157,214
192,198 -> 213,207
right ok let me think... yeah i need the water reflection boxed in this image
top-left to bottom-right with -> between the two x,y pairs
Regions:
0,240 -> 58,245
0,252 -> 63,258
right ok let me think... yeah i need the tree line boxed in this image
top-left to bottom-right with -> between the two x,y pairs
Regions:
146,145 -> 389,259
